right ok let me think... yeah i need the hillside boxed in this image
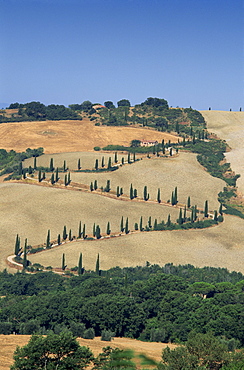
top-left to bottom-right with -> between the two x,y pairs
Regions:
0,118 -> 179,154
200,110 -> 244,194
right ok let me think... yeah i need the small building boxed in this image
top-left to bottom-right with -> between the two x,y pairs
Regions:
140,140 -> 158,147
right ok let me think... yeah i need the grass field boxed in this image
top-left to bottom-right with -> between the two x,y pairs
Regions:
24,151 -> 224,210
201,110 -> 244,193
0,335 -> 177,370
0,118 -> 180,153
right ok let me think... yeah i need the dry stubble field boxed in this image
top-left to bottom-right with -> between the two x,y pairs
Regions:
0,335 -> 177,370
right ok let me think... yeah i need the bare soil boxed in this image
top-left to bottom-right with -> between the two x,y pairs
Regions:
0,335 -> 177,370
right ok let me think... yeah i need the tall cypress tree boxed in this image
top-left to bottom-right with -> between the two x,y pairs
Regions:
23,239 -> 28,269
68,172 -> 71,185
62,253 -> 65,270
143,186 -> 148,201
96,225 -> 101,239
95,159 -> 99,170
122,157 -> 124,165
50,173 -> 55,185
49,158 -> 54,172
14,234 -> 20,256
57,234 -> 61,245
148,216 -> 152,228
114,152 -> 118,163
83,224 -> 86,239
78,158 -> 81,170
157,188 -> 161,203
130,184 -> 134,200
133,188 -> 137,198
94,180 -> 98,190
38,170 -> 42,182
127,152 -> 131,164
120,216 -> 124,232
106,222 -> 111,235
63,160 -> 66,172
69,229 -> 72,241
183,205 -> 187,221
204,200 -> 209,218
153,219 -> 158,230
46,229 -> 51,249
78,253 -> 83,275
18,162 -> 23,176
101,156 -> 105,168
64,174 -> 67,186
178,209 -> 183,225
140,216 -> 143,231
187,196 -> 191,209
219,203 -> 223,215
93,223 -> 96,237
133,152 -> 136,162
107,157 -> 112,170
116,186 -> 120,197
95,253 -> 100,275
125,217 -> 129,234
63,225 -> 67,240
33,156 -> 37,170
78,221 -> 82,238
167,214 -> 171,227
90,182 -> 94,191
120,187 -> 123,196
174,187 -> 178,204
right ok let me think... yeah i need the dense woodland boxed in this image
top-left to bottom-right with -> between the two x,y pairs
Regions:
0,264 -> 244,350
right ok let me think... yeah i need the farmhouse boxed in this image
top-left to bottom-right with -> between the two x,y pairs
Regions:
140,140 -> 158,147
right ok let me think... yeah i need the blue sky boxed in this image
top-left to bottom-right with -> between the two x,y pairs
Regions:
1,0 -> 243,110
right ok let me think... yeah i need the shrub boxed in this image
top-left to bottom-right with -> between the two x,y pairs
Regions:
101,330 -> 115,341
94,146 -> 101,151
83,328 -> 95,339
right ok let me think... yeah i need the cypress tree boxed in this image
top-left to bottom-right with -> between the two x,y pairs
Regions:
107,157 -> 112,170
120,216 -> 124,232
23,170 -> 26,179
116,186 -> 120,197
38,170 -> 42,182
69,229 -> 72,241
78,158 -> 81,170
171,191 -> 175,206
120,187 -> 123,196
33,156 -> 37,170
157,188 -> 161,203
78,221 -> 82,238
187,196 -> 191,209
94,180 -> 98,190
42,172 -> 46,180
23,239 -> 28,269
204,200 -> 209,218
95,253 -> 100,275
169,148 -> 173,156
90,182 -> 94,191
83,224 -> 86,239
219,203 -> 223,215
178,208 -> 183,225
114,152 -> 118,163
46,229 -> 51,249
134,222 -> 138,231
105,179 -> 110,192
63,225 -> 67,240
140,216 -> 143,231
133,152 -> 136,162
96,225 -> 101,239
49,158 -> 54,172
143,186 -> 148,201
130,184 -> 134,200
62,253 -> 65,270
28,165 -> 33,175
101,156 -> 105,168
148,216 -> 152,228
183,205 -> 187,221
78,253 -> 83,275
106,221 -> 111,235
174,187 -> 178,204
125,217 -> 129,234
55,168 -> 59,182
153,218 -> 158,230
127,152 -> 131,164
122,157 -> 124,165
63,160 -> 66,172
95,159 -> 99,170
166,214 -> 171,227
133,188 -> 137,198
50,173 -> 55,185
68,172 -> 71,185
57,234 -> 61,245
214,210 -> 218,221
14,234 -> 20,256
93,223 -> 96,237
64,174 -> 67,186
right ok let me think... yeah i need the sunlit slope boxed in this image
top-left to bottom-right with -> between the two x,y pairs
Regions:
0,118 -> 179,153
200,110 -> 244,193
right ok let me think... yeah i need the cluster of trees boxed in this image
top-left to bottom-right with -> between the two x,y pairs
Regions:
0,264 -> 244,350
5,102 -> 81,121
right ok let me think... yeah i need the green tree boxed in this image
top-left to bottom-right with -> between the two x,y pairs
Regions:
96,225 -> 101,239
46,229 -> 51,249
96,253 -> 100,275
62,253 -> 66,270
120,216 -> 124,232
55,167 -> 59,182
117,99 -> 131,107
204,200 -> 209,218
167,214 -> 171,227
83,224 -> 86,239
78,221 -> 82,238
106,222 -> 111,235
63,160 -> 67,172
143,186 -> 148,201
116,186 -> 120,197
125,217 -> 129,234
78,158 -> 81,170
90,182 -> 94,191
187,196 -> 191,208
133,188 -> 137,198
57,234 -> 61,245
140,216 -> 143,231
95,159 -> 99,170
14,234 -> 20,256
63,225 -> 67,240
69,229 -> 72,241
22,239 -> 28,269
107,157 -> 112,170
94,180 -> 98,190
78,253 -> 83,275
114,152 -> 118,163
93,223 -> 96,237
130,184 -> 134,200
33,156 -> 37,170
64,174 -> 67,186
130,139 -> 141,147
127,152 -> 131,164
157,188 -> 161,203
177,208 -> 183,225
101,156 -> 105,168
11,332 -> 94,370
49,157 -> 54,172
104,101 -> 115,109
50,173 -> 55,185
